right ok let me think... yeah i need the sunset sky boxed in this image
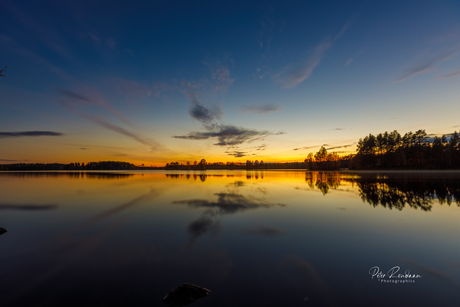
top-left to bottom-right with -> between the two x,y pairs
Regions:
1,0 -> 460,166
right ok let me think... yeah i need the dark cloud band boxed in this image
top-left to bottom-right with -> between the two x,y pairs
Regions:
173,125 -> 282,147
0,131 -> 64,138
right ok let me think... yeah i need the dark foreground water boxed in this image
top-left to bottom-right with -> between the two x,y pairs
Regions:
1,170 -> 460,307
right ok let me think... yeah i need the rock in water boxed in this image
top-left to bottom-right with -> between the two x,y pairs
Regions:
163,283 -> 210,306
0,227 -> 7,235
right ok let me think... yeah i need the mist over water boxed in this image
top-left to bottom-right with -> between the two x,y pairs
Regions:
1,170 -> 459,306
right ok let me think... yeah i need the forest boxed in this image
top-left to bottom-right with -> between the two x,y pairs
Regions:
350,129 -> 460,169
0,161 -> 138,171
165,159 -> 310,170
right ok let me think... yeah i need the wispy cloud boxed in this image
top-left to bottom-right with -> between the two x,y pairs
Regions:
7,3 -> 73,60
210,64 -> 234,92
112,153 -> 128,157
55,89 -> 165,151
241,103 -> 281,114
55,89 -> 95,104
203,57 -> 235,92
0,131 -> 63,138
258,3 -> 278,52
325,143 -> 355,150
0,34 -> 73,82
0,159 -> 17,162
394,51 -> 458,82
436,68 -> 460,79
293,145 -> 320,151
293,141 -> 355,152
110,77 -> 152,99
255,144 -> 267,151
152,81 -> 171,98
88,33 -> 100,43
56,88 -> 136,129
79,148 -> 88,150
332,128 -> 343,131
84,114 -> 161,151
274,20 -> 351,88
227,151 -> 247,158
274,41 -> 332,88
334,18 -> 353,40
106,38 -> 115,49
345,58 -> 353,66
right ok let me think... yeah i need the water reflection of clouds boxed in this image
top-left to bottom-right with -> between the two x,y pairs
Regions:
174,247 -> 234,283
0,188 -> 165,304
187,212 -> 223,241
174,192 -> 285,214
240,224 -> 284,237
282,254 -> 338,306
225,180 -> 246,187
175,187 -> 286,247
405,259 -> 460,290
57,188 -> 161,240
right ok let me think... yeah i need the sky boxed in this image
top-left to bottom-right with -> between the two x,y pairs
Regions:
1,0 -> 460,166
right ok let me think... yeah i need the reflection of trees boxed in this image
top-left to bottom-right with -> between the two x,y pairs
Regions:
0,172 -> 134,180
305,172 -> 342,195
166,174 -> 243,181
166,173 -> 208,181
356,175 -> 460,211
303,172 -> 460,210
357,181 -> 433,211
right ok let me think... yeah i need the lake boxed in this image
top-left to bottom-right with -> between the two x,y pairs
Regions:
1,170 -> 460,306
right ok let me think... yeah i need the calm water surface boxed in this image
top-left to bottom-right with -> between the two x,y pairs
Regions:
1,170 -> 460,306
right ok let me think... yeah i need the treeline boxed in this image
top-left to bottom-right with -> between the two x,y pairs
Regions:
0,161 -> 138,171
246,160 -> 306,169
304,146 -> 347,170
166,159 -> 208,170
350,129 -> 460,169
165,159 -> 309,170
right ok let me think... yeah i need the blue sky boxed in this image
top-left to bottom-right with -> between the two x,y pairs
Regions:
1,0 -> 460,165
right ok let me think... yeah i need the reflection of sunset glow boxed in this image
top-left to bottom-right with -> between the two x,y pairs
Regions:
2,170 -> 460,306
